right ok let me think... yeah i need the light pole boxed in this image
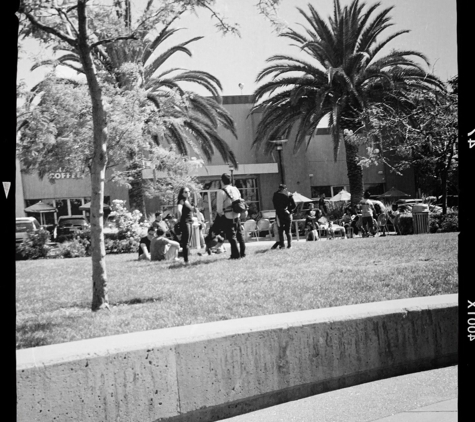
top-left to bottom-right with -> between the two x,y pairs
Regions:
228,163 -> 235,186
270,139 -> 288,185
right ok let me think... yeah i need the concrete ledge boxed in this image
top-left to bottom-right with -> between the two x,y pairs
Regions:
17,294 -> 458,422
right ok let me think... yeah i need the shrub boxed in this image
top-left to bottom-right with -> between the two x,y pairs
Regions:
105,237 -> 140,254
56,238 -> 88,258
16,229 -> 51,260
429,212 -> 459,233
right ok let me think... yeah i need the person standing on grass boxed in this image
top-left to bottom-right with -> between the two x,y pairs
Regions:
360,191 -> 377,237
193,206 -> 206,250
216,173 -> 246,259
176,187 -> 194,264
271,184 -> 296,249
150,227 -> 181,262
319,193 -> 328,216
138,227 -> 156,261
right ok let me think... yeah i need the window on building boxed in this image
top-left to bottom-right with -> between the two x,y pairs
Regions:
55,199 -> 69,218
311,186 -> 332,198
70,198 -> 83,216
331,186 -> 347,197
364,184 -> 385,196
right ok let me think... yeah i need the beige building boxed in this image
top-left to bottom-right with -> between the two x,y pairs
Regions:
17,95 -> 416,223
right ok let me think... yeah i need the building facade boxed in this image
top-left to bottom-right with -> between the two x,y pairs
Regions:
16,95 -> 416,222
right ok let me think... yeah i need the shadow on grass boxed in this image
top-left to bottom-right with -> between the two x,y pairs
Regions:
17,321 -> 56,349
254,248 -> 275,255
112,296 -> 165,306
168,257 -> 223,269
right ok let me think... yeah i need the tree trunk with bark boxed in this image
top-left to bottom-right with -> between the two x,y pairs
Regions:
344,140 -> 364,206
77,0 -> 109,311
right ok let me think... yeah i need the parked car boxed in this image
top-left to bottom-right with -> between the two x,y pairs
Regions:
16,217 -> 41,245
56,215 -> 89,240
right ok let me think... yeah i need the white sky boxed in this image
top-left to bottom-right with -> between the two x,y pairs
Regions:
17,0 -> 457,95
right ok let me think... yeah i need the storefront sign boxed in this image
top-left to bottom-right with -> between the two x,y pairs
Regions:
48,169 -> 85,180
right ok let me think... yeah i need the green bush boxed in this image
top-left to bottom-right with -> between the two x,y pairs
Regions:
105,237 -> 140,254
429,212 -> 459,233
56,238 -> 89,258
16,229 -> 51,260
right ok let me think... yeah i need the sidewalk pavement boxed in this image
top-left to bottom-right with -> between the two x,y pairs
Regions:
221,366 -> 457,422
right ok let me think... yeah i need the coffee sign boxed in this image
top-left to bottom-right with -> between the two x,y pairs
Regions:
48,168 -> 85,180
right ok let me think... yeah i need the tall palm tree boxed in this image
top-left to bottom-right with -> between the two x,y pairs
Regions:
252,0 -> 445,204
102,21 -> 238,166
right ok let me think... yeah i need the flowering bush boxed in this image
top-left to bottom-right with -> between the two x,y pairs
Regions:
102,200 -> 148,253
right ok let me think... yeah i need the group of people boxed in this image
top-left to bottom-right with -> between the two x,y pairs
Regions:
138,172 -> 247,264
337,191 -> 390,238
270,187 -> 391,246
138,178 -> 395,264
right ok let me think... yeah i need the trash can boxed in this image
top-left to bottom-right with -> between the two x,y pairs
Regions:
412,204 -> 430,234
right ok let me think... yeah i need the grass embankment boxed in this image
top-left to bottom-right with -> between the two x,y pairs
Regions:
16,232 -> 458,349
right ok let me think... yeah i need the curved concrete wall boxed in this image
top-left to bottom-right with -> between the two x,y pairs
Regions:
17,294 -> 457,422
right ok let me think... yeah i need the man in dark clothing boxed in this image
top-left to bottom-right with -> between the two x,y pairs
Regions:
319,193 -> 328,215
151,211 -> 169,234
271,184 -> 296,249
138,227 -> 156,260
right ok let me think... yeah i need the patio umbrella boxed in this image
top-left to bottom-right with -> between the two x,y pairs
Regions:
291,192 -> 312,203
329,189 -> 351,202
24,201 -> 57,225
378,187 -> 411,199
79,201 -> 111,211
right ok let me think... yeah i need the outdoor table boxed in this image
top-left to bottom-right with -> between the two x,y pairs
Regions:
292,219 -> 306,241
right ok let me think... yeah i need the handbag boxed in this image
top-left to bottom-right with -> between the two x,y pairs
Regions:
222,188 -> 248,214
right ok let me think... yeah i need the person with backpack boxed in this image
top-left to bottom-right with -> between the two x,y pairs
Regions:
216,173 -> 246,259
271,184 -> 297,249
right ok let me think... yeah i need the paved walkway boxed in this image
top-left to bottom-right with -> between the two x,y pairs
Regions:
221,366 -> 457,422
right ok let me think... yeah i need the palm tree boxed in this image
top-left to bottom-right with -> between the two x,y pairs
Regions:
252,0 -> 445,204
102,21 -> 238,166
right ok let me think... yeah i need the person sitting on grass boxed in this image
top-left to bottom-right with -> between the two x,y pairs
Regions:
205,214 -> 227,255
150,227 -> 181,262
138,227 -> 156,261
205,233 -> 226,254
304,203 -> 319,241
151,211 -> 169,234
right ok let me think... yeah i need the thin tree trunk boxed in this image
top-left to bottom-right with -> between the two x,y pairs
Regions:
344,140 -> 364,206
441,171 -> 448,215
77,0 -> 109,311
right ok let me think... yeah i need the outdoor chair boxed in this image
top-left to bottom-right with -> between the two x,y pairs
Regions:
256,218 -> 272,239
243,219 -> 259,241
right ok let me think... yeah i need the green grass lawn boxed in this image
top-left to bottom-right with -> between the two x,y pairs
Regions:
16,232 -> 458,349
